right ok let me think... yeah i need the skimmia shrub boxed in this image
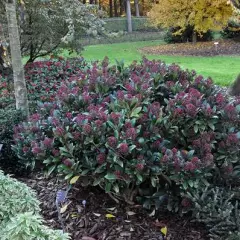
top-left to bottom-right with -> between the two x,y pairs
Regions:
13,58 -> 240,219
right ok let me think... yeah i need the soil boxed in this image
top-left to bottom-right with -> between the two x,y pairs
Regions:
19,173 -> 209,240
140,39 -> 240,57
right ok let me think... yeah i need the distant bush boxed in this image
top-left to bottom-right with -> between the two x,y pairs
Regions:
164,26 -> 214,43
103,17 -> 160,32
0,171 -> 69,240
221,20 -> 240,39
81,31 -> 164,46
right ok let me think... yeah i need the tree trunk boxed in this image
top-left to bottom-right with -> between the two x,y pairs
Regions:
109,0 -> 113,17
6,0 -> 29,117
134,0 -> 140,17
119,0 -> 124,15
114,0 -> 118,17
192,31 -> 197,43
126,0 -> 132,33
142,0 -> 145,15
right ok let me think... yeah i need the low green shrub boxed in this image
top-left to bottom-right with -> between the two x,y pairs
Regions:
80,31 -> 164,46
0,171 -> 69,240
0,109 -> 25,174
103,17 -> 159,32
0,170 -> 40,224
1,212 -> 69,240
185,186 -> 240,239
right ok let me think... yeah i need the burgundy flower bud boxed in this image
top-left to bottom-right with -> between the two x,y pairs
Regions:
52,149 -> 60,157
42,137 -> 53,148
32,146 -> 42,155
118,143 -> 129,155
172,148 -> 178,155
63,158 -> 73,167
110,112 -> 121,124
114,170 -> 121,179
97,153 -> 106,164
191,157 -> 200,165
83,124 -> 92,135
55,127 -> 65,137
185,103 -> 197,117
184,162 -> 196,172
22,146 -> 29,153
107,136 -> 118,148
66,112 -> 72,119
136,163 -> 144,170
126,127 -> 137,140
73,131 -> 81,140
161,154 -> 169,163
152,140 -> 161,150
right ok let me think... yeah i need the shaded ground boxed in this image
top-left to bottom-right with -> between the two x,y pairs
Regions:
140,39 -> 240,57
20,174 -> 209,240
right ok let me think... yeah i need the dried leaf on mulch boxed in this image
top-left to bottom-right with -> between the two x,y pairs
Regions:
19,174 -> 209,240
140,39 -> 240,57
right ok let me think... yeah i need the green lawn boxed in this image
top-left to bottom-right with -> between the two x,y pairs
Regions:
80,40 -> 239,86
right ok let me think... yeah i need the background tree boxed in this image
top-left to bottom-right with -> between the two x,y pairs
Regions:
0,0 -> 107,63
149,0 -> 233,43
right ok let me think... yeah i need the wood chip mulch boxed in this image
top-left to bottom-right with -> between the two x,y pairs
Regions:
140,39 -> 240,57
19,174 -> 209,240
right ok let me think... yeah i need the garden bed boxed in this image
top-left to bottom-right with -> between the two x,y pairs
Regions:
20,173 -> 208,240
140,39 -> 240,57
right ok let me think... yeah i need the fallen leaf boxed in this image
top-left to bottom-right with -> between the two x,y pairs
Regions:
106,213 -> 116,219
161,226 -> 168,236
81,237 -> 96,240
70,175 -> 80,184
127,211 -> 136,216
60,202 -> 70,213
120,231 -> 131,237
106,207 -> 116,211
149,209 -> 156,217
93,212 -> 101,217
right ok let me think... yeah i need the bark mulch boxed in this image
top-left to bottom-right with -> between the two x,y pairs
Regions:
140,39 -> 240,57
19,174 -> 209,240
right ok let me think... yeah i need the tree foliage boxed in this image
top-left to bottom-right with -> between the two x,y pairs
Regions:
149,0 -> 233,37
0,0 -> 106,62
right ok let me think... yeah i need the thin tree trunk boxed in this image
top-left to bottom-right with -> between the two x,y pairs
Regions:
192,31 -> 197,43
142,0 -> 145,15
119,0 -> 124,15
126,0 -> 132,32
109,0 -> 113,17
6,0 -> 29,116
114,0 -> 118,17
134,0 -> 140,17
